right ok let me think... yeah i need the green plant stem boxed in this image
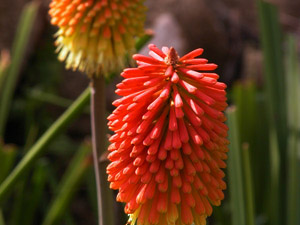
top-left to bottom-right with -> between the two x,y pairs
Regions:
90,76 -> 114,225
0,87 -> 90,203
227,106 -> 246,225
242,143 -> 255,225
0,1 -> 39,136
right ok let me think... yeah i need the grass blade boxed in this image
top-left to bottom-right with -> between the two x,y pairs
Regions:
285,34 -> 300,225
0,144 -> 17,183
0,1 -> 39,136
231,82 -> 256,143
267,128 -> 280,225
242,144 -> 255,225
27,89 -> 73,108
0,210 -> 5,225
22,160 -> 48,225
257,0 -> 287,147
42,142 -> 91,225
0,87 -> 90,203
227,106 -> 246,225
257,1 -> 287,224
231,81 -> 270,215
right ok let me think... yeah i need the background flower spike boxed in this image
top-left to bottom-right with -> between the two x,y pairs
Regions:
49,0 -> 146,77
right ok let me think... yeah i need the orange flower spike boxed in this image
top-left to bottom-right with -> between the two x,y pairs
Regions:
49,0 -> 146,77
107,44 -> 229,225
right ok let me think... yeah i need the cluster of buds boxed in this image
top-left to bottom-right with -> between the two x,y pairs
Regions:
107,45 -> 229,225
49,0 -> 146,77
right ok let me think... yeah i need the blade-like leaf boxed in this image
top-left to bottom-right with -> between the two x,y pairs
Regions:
22,160 -> 48,225
285,34 -> 300,225
227,107 -> 246,225
42,142 -> 91,225
0,87 -> 91,203
257,1 -> 286,224
242,144 -> 255,225
0,1 -> 39,136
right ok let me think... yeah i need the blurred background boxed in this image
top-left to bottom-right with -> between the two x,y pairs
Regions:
0,0 -> 299,225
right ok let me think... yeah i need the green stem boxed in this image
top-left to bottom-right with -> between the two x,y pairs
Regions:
90,76 -> 114,225
0,87 -> 90,203
242,143 -> 255,225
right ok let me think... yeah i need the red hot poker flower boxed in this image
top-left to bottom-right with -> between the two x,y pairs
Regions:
49,0 -> 146,76
107,45 -> 229,225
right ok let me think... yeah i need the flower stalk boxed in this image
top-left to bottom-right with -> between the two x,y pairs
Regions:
90,75 -> 114,225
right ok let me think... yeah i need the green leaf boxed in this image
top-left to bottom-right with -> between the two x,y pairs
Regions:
285,34 -> 300,225
268,128 -> 280,225
0,143 -> 17,183
257,0 -> 287,145
231,81 -> 257,145
25,89 -> 90,114
0,210 -> 5,225
0,87 -> 91,203
22,160 -> 48,225
242,144 -> 255,225
231,81 -> 270,216
257,1 -> 287,224
226,107 -> 246,225
42,142 -> 91,225
0,1 -> 39,136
